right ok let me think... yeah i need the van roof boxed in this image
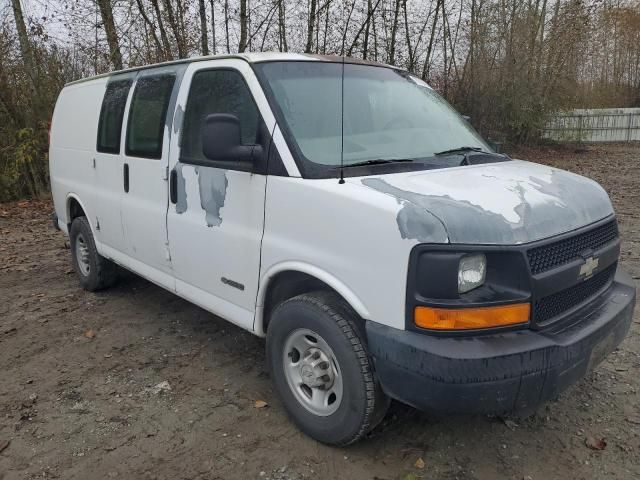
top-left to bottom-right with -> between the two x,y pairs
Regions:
65,52 -> 400,87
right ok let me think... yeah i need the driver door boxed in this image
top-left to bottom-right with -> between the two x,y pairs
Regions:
166,59 -> 271,331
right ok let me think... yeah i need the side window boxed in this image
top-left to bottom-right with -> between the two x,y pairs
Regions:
181,69 -> 259,164
125,74 -> 175,159
97,79 -> 132,154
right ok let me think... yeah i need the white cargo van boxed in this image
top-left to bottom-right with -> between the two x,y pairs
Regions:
50,53 -> 636,445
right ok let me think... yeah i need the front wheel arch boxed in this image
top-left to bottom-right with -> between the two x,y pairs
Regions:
256,263 -> 370,335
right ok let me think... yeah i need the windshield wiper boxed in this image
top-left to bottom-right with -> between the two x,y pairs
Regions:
339,158 -> 413,169
434,146 -> 486,156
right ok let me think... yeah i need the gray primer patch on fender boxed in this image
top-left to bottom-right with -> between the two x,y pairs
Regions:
362,178 -> 449,243
395,201 -> 449,243
175,162 -> 187,214
197,167 -> 228,227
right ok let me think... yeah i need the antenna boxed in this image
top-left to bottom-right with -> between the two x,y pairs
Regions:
338,55 -> 345,184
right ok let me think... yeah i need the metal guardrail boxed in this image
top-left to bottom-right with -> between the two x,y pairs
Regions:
542,108 -> 640,143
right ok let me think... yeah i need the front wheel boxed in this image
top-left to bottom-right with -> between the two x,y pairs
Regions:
266,291 -> 389,445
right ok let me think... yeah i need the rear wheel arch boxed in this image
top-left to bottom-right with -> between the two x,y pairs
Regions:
66,195 -> 88,230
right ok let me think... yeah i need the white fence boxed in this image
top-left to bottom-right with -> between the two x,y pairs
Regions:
542,108 -> 640,143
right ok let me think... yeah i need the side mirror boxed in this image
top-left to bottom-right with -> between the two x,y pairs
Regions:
201,113 -> 260,163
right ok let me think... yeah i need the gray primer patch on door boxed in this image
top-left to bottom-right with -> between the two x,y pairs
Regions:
175,162 -> 188,214
173,104 -> 184,135
197,167 -> 228,227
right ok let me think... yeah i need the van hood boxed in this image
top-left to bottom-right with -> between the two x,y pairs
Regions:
359,160 -> 614,245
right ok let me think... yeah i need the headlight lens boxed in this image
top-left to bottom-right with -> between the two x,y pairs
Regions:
458,253 -> 486,293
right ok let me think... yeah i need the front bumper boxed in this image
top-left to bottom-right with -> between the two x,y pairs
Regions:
367,270 -> 636,414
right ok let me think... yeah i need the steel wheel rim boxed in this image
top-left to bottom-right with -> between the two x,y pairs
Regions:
282,328 -> 343,417
75,233 -> 91,276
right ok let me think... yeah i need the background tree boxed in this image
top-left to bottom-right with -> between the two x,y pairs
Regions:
1,0 -> 640,201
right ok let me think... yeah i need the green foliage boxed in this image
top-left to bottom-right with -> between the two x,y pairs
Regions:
0,19 -> 69,202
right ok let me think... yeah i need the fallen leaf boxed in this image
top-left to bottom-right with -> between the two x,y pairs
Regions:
150,381 -> 172,394
84,329 -> 96,339
502,418 -> 519,430
626,417 -> 640,425
585,436 -> 607,450
254,400 -> 268,409
402,474 -> 419,480
0,440 -> 9,453
414,457 -> 425,469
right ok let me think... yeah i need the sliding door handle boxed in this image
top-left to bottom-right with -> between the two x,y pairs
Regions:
123,163 -> 129,193
169,169 -> 177,204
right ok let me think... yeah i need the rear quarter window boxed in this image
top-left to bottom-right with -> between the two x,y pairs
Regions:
97,79 -> 132,154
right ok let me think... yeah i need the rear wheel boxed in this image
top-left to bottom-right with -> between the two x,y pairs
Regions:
266,291 -> 389,445
69,216 -> 118,291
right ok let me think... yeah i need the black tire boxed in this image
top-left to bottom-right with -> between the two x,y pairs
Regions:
69,216 -> 118,291
266,291 -> 389,445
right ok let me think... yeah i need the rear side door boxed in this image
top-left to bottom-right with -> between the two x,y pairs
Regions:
92,74 -> 133,254
166,59 -> 272,331
119,68 -> 183,287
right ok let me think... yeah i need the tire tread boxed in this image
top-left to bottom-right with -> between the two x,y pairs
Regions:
272,290 -> 387,445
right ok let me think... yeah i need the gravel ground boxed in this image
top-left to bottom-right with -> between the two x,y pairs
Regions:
0,143 -> 638,480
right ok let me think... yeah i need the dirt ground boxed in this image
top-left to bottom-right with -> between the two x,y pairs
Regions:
1,143 -> 639,480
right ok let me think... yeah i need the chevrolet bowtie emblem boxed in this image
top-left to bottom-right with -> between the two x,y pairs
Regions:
579,256 -> 599,278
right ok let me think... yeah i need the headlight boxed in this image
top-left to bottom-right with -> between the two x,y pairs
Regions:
458,253 -> 486,293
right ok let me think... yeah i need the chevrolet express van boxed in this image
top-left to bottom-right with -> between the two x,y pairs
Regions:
50,53 -> 636,445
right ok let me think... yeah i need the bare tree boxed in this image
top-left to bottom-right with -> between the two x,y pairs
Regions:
150,0 -> 173,59
278,0 -> 288,52
96,0 -> 123,70
388,0 -> 402,64
224,0 -> 231,53
239,0 -> 248,52
134,0 -> 163,59
210,0 -> 217,54
162,0 -> 187,58
305,0 -> 318,53
10,0 -> 38,89
199,0 -> 210,55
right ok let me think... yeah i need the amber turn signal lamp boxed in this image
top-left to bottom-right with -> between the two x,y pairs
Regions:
414,303 -> 530,330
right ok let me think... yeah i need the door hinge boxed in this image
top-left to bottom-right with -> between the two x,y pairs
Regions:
92,158 -> 96,169
164,242 -> 171,261
95,217 -> 100,231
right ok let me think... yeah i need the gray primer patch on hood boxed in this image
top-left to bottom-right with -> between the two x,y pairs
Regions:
197,167 -> 228,227
362,164 -> 614,245
175,162 -> 187,214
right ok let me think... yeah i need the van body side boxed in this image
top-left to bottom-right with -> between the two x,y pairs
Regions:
49,53 -> 636,445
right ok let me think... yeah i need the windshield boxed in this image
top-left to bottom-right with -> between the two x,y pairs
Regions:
255,61 -> 490,174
